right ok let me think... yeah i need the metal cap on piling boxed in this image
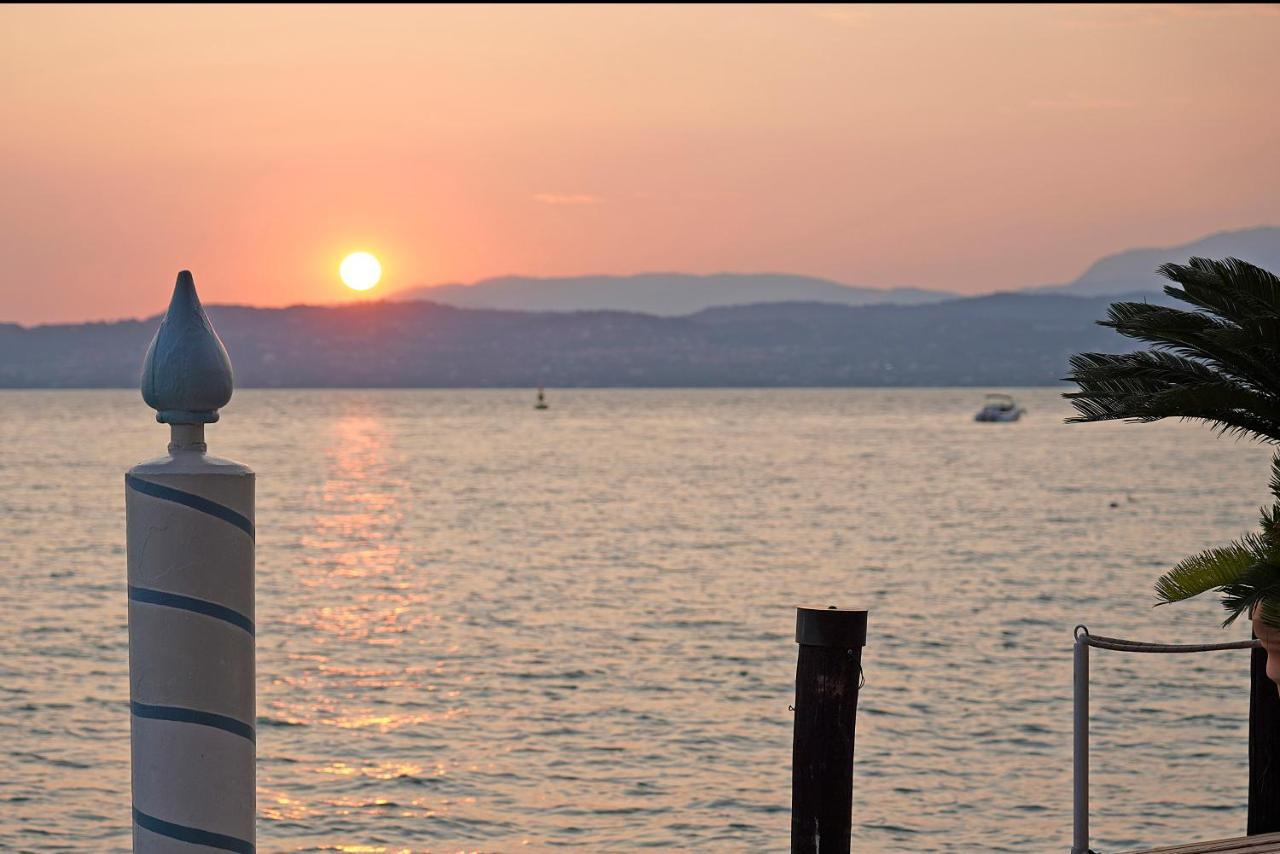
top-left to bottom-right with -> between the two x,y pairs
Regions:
141,270 -> 234,427
796,607 -> 868,648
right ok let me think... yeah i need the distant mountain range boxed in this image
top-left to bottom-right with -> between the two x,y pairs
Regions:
391,273 -> 950,315
1,225 -> 1275,388
1036,226 -> 1280,297
391,226 -> 1280,313
0,291 -> 1155,388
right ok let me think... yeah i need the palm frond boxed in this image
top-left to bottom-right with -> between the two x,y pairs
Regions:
1260,503 -> 1280,543
1161,258 -> 1280,326
1270,454 -> 1280,505
1064,350 -> 1280,440
1100,300 -> 1280,393
1154,533 -> 1269,604
1067,348 -> 1223,387
1220,561 -> 1280,627
1065,261 -> 1280,442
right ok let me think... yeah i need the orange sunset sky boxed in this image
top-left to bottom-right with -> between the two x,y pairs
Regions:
3,3 -> 1280,325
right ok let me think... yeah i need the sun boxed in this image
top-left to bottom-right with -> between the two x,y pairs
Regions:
340,252 -> 382,291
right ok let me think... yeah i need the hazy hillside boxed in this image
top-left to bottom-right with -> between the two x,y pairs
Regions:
391,273 -> 950,315
389,228 -> 1280,313
1042,226 -> 1280,296
0,292 -> 1144,388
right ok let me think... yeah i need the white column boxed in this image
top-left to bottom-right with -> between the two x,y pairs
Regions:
127,271 -> 256,853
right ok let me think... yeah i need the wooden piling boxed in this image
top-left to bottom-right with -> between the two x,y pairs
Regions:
1249,640 -> 1280,835
791,607 -> 867,854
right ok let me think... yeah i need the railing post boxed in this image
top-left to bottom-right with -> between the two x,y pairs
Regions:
1072,627 -> 1090,854
127,271 -> 256,852
791,607 -> 867,854
1249,637 -> 1280,835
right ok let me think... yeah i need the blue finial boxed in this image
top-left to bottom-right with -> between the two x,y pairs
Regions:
141,271 -> 234,424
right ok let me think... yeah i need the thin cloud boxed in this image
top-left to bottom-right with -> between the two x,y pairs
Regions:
1057,4 -> 1278,29
811,6 -> 873,26
533,193 -> 602,206
1029,94 -> 1135,111
1055,9 -> 1167,30
1164,3 -> 1280,19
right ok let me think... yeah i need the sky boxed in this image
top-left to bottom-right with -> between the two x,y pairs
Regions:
2,3 -> 1280,324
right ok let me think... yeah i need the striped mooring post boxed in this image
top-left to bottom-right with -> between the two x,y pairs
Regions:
126,271 -> 256,852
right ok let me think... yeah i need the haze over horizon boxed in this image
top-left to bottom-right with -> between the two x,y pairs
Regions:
4,4 -> 1280,324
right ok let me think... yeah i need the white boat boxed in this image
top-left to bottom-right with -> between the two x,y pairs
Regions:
975,393 -> 1024,422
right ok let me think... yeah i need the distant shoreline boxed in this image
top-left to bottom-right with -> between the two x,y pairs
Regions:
0,293 -> 1133,388
0,383 -> 1073,391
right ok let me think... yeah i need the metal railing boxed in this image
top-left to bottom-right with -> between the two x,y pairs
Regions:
1071,625 -> 1260,854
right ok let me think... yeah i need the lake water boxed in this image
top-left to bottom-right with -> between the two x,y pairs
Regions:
0,388 -> 1273,852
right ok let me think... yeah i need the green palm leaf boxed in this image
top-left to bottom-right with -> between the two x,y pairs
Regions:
1154,533 -> 1268,604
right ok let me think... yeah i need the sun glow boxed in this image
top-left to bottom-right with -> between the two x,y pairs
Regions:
340,252 -> 382,291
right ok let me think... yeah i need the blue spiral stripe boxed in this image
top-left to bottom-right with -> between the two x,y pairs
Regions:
126,475 -> 254,539
131,701 -> 255,743
128,584 -> 254,636
133,807 -> 254,853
